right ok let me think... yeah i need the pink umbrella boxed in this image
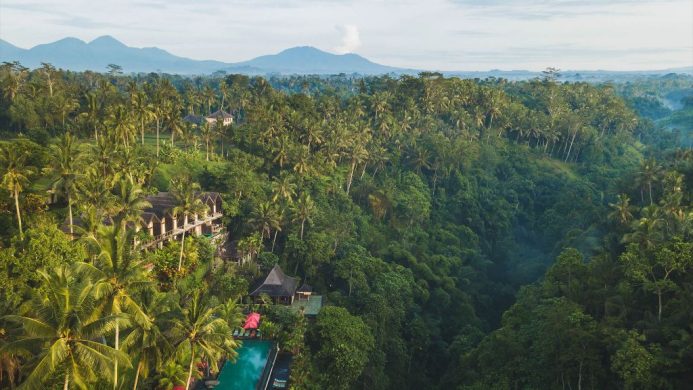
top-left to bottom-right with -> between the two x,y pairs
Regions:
243,312 -> 261,329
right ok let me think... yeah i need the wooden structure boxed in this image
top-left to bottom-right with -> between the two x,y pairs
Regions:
249,265 -> 299,305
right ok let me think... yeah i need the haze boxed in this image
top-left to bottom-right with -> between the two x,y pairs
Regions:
1,0 -> 691,71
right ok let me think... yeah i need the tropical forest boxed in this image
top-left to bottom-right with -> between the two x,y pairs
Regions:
0,62 -> 692,390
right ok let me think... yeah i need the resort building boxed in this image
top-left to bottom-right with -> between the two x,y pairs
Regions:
249,265 -> 299,305
249,266 -> 324,316
183,109 -> 234,127
61,191 -> 224,248
139,191 -> 224,248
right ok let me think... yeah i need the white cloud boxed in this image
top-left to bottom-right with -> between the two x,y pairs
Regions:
333,24 -> 361,54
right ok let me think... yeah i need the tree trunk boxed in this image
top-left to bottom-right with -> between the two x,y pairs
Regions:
68,192 -> 74,235
156,118 -> 161,159
14,188 -> 23,240
657,289 -> 662,322
300,218 -> 306,240
346,160 -> 356,195
185,345 -> 195,390
206,140 -> 209,161
578,360 -> 583,390
565,131 -> 577,163
648,182 -> 653,205
64,373 -> 69,390
141,118 -> 145,145
114,322 -> 119,389
271,230 -> 278,253
132,360 -> 142,390
178,223 -> 187,271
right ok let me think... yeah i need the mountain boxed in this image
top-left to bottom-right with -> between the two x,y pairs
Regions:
227,46 -> 407,75
0,36 -> 233,74
1,36 -> 691,78
0,36 -> 409,75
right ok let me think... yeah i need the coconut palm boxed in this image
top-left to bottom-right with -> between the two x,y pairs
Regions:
112,179 -> 152,231
132,91 -> 155,145
608,194 -> 634,226
121,292 -> 174,390
271,172 -> 297,204
46,132 -> 80,236
635,158 -> 662,205
82,224 -> 153,389
79,92 -> 102,140
248,202 -> 282,246
0,147 -> 33,240
2,264 -> 130,389
291,193 -> 315,240
108,104 -> 136,149
170,289 -> 238,390
170,176 -> 206,272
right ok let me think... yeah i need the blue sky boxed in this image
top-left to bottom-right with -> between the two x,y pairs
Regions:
0,0 -> 691,71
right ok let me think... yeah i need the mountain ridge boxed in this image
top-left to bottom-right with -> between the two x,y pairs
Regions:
1,36 -> 691,78
0,36 -> 407,75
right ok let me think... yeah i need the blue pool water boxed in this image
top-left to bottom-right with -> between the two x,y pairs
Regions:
216,340 -> 272,390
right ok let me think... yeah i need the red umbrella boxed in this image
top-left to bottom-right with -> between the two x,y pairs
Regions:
243,312 -> 261,329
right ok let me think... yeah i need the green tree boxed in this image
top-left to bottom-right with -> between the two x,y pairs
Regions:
0,147 -> 33,239
46,133 -> 80,236
2,264 -> 130,389
170,289 -> 239,390
313,306 -> 374,390
170,176 -> 206,272
620,238 -> 693,322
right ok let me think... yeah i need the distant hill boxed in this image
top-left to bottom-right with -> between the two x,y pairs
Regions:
0,36 -> 410,75
1,35 -> 690,78
0,36 -> 229,74
227,46 -> 407,75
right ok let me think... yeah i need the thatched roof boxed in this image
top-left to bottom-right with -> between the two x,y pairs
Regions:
249,265 -> 299,298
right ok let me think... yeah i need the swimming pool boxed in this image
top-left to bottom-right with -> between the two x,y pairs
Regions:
216,340 -> 273,390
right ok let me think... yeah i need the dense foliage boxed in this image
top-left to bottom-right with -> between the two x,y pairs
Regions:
0,62 -> 691,389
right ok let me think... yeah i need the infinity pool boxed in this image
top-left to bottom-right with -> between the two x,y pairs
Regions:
216,340 -> 273,390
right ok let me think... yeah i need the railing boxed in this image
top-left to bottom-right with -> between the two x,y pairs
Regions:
259,344 -> 280,390
140,213 -> 224,249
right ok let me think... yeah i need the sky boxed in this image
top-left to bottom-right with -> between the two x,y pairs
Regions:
0,0 -> 692,71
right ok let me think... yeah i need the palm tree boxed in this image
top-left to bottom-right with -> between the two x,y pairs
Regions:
79,92 -> 102,140
121,292 -> 174,390
109,104 -> 136,149
132,91 -> 155,145
2,264 -> 130,389
112,179 -> 152,231
83,224 -> 152,389
219,80 -> 230,112
202,85 -> 215,115
271,172 -> 297,204
75,167 -> 115,219
345,139 -> 369,195
248,202 -> 281,245
46,133 -> 80,236
0,62 -> 28,103
636,158 -> 662,205
170,289 -> 238,390
272,135 -> 291,169
292,193 -> 315,240
200,122 -> 214,161
0,147 -> 33,240
170,177 -> 206,272
608,194 -> 634,226
623,206 -> 664,250
156,361 -> 188,390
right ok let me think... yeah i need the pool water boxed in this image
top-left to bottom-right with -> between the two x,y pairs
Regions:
216,340 -> 273,390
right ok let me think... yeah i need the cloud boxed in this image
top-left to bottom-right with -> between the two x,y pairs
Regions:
334,24 -> 361,54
